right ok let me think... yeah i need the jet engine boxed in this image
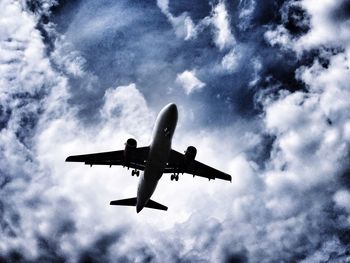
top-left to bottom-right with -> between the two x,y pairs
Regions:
124,138 -> 137,164
184,146 -> 197,164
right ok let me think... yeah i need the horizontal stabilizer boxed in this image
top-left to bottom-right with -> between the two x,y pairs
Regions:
110,198 -> 168,211
110,198 -> 137,206
145,199 -> 168,211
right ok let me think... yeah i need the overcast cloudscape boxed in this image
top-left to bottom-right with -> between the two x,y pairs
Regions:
1,0 -> 350,262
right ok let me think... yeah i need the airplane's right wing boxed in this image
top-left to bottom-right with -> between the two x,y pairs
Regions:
65,147 -> 149,170
165,149 -> 231,182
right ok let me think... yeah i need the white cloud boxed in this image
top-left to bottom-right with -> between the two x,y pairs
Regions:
262,23 -> 350,247
228,154 -> 259,195
264,25 -> 294,50
297,0 -> 350,50
252,3 -> 350,259
265,1 -> 350,53
51,38 -> 87,77
334,190 -> 350,213
0,0 -> 70,258
176,70 -> 205,95
210,2 -> 235,50
101,83 -> 154,140
157,0 -> 197,40
157,0 -> 236,49
0,1 -> 54,97
221,48 -> 240,72
249,57 -> 262,86
238,0 -> 256,30
300,238 -> 347,263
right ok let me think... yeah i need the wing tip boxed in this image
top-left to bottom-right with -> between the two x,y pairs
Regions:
223,174 -> 232,183
65,156 -> 75,162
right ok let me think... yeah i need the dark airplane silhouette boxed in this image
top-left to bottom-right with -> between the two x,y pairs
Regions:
66,103 -> 231,213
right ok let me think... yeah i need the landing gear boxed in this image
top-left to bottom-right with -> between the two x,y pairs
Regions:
131,170 -> 140,177
171,173 -> 179,181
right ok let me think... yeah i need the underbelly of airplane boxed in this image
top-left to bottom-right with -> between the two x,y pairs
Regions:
137,173 -> 158,206
136,137 -> 171,209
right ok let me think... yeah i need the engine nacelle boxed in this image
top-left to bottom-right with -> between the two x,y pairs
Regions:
184,146 -> 197,164
124,138 -> 137,164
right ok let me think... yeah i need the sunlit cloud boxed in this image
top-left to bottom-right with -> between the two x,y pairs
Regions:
176,70 -> 206,95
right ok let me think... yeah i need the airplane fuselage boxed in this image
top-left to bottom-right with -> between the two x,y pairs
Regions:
136,103 -> 178,213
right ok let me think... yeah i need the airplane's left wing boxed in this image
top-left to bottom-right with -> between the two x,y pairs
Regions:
165,149 -> 231,182
65,147 -> 149,171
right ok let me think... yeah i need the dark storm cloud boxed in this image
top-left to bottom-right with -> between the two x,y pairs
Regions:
331,0 -> 350,22
48,0 -> 314,126
52,0 -> 315,128
225,0 -> 311,92
188,0 -> 312,119
50,0 -> 179,123
78,232 -> 123,263
0,104 -> 11,130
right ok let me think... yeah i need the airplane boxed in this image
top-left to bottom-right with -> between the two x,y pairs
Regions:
66,103 -> 231,213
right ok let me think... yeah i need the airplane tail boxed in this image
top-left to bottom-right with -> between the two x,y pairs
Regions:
110,198 -> 168,211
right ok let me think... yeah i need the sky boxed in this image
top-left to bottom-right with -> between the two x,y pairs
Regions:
1,0 -> 350,262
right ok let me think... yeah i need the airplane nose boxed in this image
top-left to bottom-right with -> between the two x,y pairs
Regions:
167,103 -> 178,117
168,103 -> 177,110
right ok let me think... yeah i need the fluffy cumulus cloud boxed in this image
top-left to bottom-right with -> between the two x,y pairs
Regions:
2,0 -> 350,262
176,70 -> 206,95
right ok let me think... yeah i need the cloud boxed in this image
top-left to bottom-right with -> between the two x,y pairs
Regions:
264,25 -> 294,50
264,0 -> 350,52
334,190 -> 350,213
157,0 -> 197,40
157,0 -> 235,50
2,0 -> 350,262
297,0 -> 350,49
176,70 -> 206,94
221,48 -> 240,72
238,0 -> 256,30
101,83 -> 154,138
0,0 -> 74,260
210,2 -> 236,50
262,49 -> 350,196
